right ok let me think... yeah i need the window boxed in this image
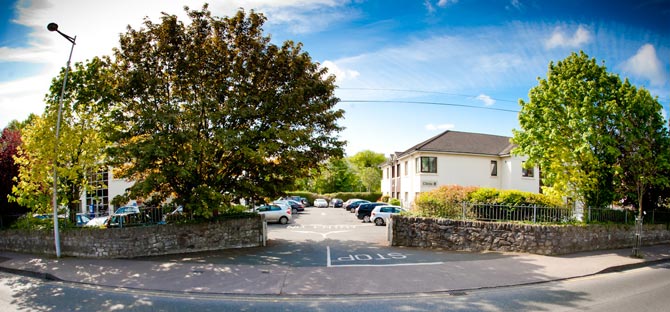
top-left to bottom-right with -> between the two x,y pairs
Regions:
386,168 -> 389,179
404,161 -> 408,176
490,160 -> 498,177
416,157 -> 437,173
522,162 -> 534,177
86,170 -> 109,216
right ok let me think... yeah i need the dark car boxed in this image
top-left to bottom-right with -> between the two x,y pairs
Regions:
330,198 -> 343,208
355,202 -> 387,222
346,200 -> 370,212
275,200 -> 305,213
286,196 -> 310,207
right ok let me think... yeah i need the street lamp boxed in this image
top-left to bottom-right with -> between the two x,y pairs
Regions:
47,22 -> 76,258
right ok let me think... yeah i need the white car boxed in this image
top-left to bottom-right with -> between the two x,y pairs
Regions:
256,204 -> 292,224
370,205 -> 406,226
85,216 -> 110,227
314,198 -> 328,208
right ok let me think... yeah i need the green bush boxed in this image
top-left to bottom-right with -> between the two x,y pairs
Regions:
468,187 -> 499,203
389,198 -> 401,206
414,185 -> 478,218
381,195 -> 390,203
414,185 -> 564,219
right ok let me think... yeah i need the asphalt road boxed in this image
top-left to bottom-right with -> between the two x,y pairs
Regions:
140,206 -> 506,269
2,260 -> 669,311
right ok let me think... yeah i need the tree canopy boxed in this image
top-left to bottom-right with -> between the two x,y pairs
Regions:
104,6 -> 344,217
10,58 -> 110,214
0,126 -> 24,217
349,150 -> 385,192
512,51 -> 670,213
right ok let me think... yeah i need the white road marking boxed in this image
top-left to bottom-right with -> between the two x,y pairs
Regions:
327,246 -> 331,267
326,245 -> 445,268
292,230 -> 350,238
329,262 -> 445,268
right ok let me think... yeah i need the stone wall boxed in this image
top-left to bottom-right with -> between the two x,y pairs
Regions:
391,216 -> 670,255
0,215 -> 265,258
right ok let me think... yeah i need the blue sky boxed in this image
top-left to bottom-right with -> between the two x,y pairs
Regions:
1,0 -> 669,156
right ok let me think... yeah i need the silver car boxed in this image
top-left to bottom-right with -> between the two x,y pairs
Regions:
314,198 -> 328,208
370,205 -> 405,226
256,204 -> 292,224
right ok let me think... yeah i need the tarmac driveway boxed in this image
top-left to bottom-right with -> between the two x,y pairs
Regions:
141,206 -> 506,268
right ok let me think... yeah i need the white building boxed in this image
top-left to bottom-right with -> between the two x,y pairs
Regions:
79,169 -> 135,216
381,130 -> 540,207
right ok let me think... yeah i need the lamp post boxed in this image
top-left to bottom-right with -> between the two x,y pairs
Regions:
47,22 -> 76,258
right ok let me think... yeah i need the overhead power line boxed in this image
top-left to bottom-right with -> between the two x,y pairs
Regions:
338,87 -> 519,103
339,100 -> 520,113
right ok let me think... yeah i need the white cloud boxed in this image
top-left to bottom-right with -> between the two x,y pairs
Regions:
321,61 -> 360,83
545,25 -> 591,49
425,123 -> 455,131
506,0 -> 523,10
426,0 -> 457,12
476,94 -> 496,106
621,44 -> 667,86
437,0 -> 457,7
216,0 -> 356,34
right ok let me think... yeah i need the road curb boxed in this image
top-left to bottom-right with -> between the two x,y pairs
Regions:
0,266 -> 62,282
596,257 -> 670,274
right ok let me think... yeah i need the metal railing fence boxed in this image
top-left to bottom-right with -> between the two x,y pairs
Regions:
416,202 -> 670,225
466,203 -> 573,223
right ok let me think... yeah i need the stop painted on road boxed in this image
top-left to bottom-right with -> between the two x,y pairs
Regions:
326,246 -> 444,267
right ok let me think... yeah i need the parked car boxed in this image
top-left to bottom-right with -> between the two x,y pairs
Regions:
286,196 -> 310,207
274,200 -> 304,214
355,202 -> 387,222
330,198 -> 343,208
85,216 -> 110,227
75,213 -> 91,226
370,205 -> 406,226
299,197 -> 310,207
256,204 -> 292,224
343,198 -> 361,209
106,206 -> 149,228
347,200 -> 370,212
114,206 -> 140,215
314,198 -> 328,208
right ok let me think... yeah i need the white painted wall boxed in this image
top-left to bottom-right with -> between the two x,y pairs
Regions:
381,152 -> 540,205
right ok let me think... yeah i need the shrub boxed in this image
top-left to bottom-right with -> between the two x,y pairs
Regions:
381,195 -> 390,203
389,198 -> 401,206
468,187 -> 499,203
414,185 -> 478,218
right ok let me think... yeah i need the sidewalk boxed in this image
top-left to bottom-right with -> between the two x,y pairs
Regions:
1,244 -> 669,296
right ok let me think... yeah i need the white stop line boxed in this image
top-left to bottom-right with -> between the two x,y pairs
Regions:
326,246 -> 444,268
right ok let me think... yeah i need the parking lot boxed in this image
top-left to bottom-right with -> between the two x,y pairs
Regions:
143,206 -> 493,268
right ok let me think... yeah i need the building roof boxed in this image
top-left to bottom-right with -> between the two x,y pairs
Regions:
397,130 -> 515,158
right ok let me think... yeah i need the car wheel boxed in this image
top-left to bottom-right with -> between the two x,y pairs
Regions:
374,218 -> 385,226
363,215 -> 371,223
292,208 -> 297,214
279,216 -> 289,224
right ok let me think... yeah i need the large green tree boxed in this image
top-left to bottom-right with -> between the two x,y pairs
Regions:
105,6 -> 344,217
312,157 -> 359,194
513,51 -> 670,210
348,150 -> 385,192
613,81 -> 670,217
11,58 -> 110,216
